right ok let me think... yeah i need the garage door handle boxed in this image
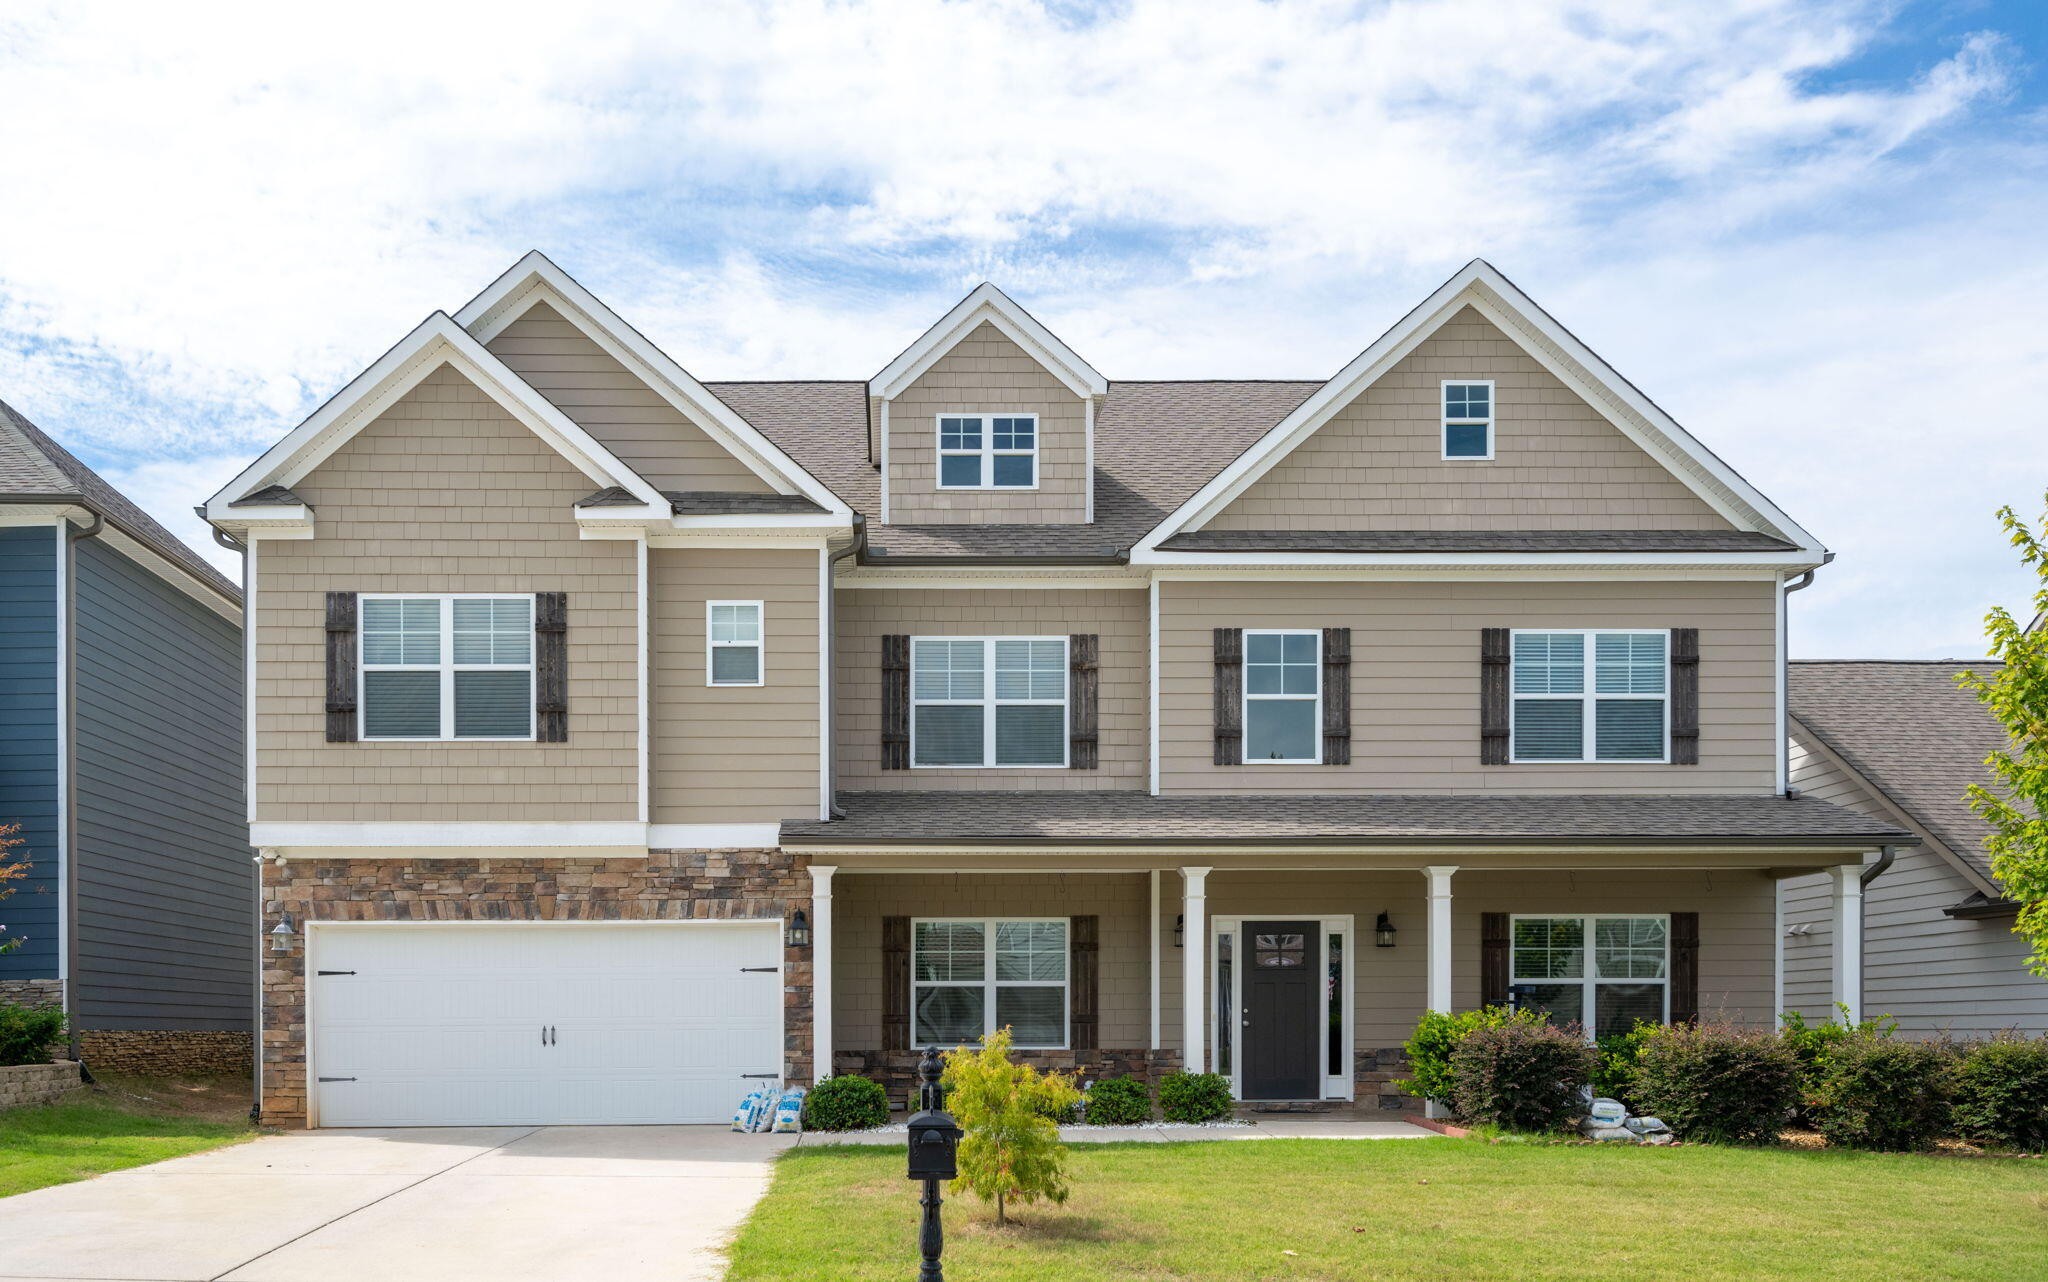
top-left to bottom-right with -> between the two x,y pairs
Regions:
317,970 -> 356,976
319,1076 -> 356,1083
740,966 -> 779,973
742,1073 -> 779,1079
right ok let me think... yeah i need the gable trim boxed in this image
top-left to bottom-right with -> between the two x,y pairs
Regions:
1789,717 -> 1999,897
454,253 -> 853,520
870,283 -> 1108,401
1134,260 -> 1826,560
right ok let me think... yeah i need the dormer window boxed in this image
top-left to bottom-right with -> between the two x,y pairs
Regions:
1441,380 -> 1494,460
938,414 -> 1038,489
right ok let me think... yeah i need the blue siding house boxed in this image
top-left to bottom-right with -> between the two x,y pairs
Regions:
0,399 -> 250,1074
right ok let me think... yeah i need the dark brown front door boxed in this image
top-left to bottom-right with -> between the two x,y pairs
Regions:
1242,920 -> 1320,1100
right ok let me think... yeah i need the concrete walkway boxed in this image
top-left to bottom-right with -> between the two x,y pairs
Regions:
0,1125 -> 794,1282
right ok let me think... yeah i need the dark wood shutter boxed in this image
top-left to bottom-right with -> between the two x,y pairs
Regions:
1670,627 -> 1700,766
881,635 -> 910,770
1068,634 -> 1099,770
1322,627 -> 1351,765
882,916 -> 911,1052
535,591 -> 568,743
1213,627 -> 1243,766
1481,912 -> 1510,1008
1071,915 -> 1099,1050
1669,912 -> 1700,1024
324,591 -> 358,743
1480,627 -> 1510,765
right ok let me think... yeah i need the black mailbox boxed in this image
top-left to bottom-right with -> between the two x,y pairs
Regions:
907,1109 -> 960,1181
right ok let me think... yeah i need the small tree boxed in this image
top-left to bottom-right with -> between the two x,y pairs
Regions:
940,1028 -> 1081,1227
1958,494 -> 2048,976
0,822 -> 28,956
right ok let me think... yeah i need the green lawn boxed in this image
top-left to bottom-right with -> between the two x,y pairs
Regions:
0,1075 -> 256,1198
728,1139 -> 2048,1281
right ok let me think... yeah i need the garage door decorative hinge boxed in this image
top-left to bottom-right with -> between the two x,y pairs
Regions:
318,1076 -> 357,1083
317,969 -> 356,976
740,966 -> 779,973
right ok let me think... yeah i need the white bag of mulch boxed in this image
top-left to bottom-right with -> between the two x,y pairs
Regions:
771,1089 -> 806,1133
1587,1097 -> 1628,1126
731,1089 -> 770,1133
1623,1115 -> 1670,1136
1581,1124 -> 1639,1143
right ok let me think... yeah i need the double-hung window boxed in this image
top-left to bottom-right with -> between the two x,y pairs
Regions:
360,595 -> 533,740
1441,380 -> 1494,459
707,601 -> 763,686
1244,630 -> 1320,763
1511,915 -> 1669,1038
911,637 -> 1067,767
1510,630 -> 1668,762
912,918 -> 1069,1048
937,414 -> 1037,489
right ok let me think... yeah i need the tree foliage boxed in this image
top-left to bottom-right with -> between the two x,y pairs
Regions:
940,1028 -> 1081,1226
1,822 -> 27,956
1958,494 -> 2048,976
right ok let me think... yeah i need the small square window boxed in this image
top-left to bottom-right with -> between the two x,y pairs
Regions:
1442,380 -> 1494,460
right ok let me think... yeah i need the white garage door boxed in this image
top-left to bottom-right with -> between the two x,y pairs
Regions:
307,922 -> 784,1127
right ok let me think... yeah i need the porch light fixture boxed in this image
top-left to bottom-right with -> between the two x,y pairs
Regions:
1375,912 -> 1397,949
1173,914 -> 1184,948
788,909 -> 811,949
269,913 -> 294,953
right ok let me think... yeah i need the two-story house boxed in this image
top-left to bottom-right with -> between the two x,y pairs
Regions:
205,255 -> 1910,1128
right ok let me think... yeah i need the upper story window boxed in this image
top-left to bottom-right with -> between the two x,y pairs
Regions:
1510,630 -> 1667,763
1512,915 -> 1668,1038
1441,380 -> 1494,460
361,595 -> 533,741
912,636 -> 1066,767
707,600 -> 763,686
1245,630 -> 1320,763
937,414 -> 1037,489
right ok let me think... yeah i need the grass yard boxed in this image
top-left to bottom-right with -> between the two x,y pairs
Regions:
728,1138 -> 2048,1281
0,1073 -> 256,1198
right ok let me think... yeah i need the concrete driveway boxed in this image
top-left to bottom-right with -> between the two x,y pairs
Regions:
0,1125 -> 795,1282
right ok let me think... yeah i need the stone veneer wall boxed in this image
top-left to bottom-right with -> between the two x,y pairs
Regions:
1358,1047 -> 1414,1111
80,1030 -> 253,1077
259,847 -> 811,1127
836,1048 -> 1183,1113
0,1061 -> 81,1110
0,978 -> 63,1009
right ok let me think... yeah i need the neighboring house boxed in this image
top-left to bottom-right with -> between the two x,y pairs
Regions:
205,254 -> 1910,1128
1782,661 -> 2048,1037
0,401 -> 250,1074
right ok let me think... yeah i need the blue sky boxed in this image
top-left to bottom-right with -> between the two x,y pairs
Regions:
2,0 -> 2044,657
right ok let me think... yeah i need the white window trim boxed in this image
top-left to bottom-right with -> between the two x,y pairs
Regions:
1440,378 -> 1496,461
911,916 -> 1071,1050
1242,628 -> 1322,765
1509,913 -> 1672,1041
909,635 -> 1070,769
358,593 -> 537,743
1508,627 -> 1671,765
935,412 -> 1041,491
1210,914 -> 1355,1102
705,599 -> 765,688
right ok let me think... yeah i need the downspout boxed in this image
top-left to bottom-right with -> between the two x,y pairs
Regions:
823,515 -> 867,819
1778,566 -> 1819,796
60,509 -> 103,1068
211,523 -> 261,1124
1860,845 -> 1896,888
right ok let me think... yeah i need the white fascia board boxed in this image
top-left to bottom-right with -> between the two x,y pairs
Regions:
870,282 -> 1108,401
455,252 -> 853,520
836,566 -> 1150,591
252,820 -> 648,849
215,503 -> 311,525
1134,549 -> 1824,572
669,512 -> 849,531
1134,259 -> 1825,559
647,822 -> 783,849
206,312 -> 668,521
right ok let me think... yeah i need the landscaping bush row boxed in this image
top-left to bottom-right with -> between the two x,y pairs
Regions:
799,1067 -> 1236,1130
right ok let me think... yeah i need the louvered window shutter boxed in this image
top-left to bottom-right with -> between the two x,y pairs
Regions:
1071,916 -> 1100,1049
1480,627 -> 1510,765
535,591 -> 568,743
1669,912 -> 1700,1023
1322,627 -> 1351,765
1481,912 -> 1511,1007
325,591 -> 358,743
881,635 -> 910,769
1671,628 -> 1700,766
1213,627 -> 1243,766
1068,634 -> 1099,769
882,916 -> 910,1052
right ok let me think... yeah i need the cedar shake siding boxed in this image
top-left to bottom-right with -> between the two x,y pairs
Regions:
834,587 -> 1148,790
485,301 -> 773,495
885,322 -> 1089,525
1158,578 -> 1775,794
651,546 -> 821,824
254,364 -> 638,822
1202,307 -> 1732,533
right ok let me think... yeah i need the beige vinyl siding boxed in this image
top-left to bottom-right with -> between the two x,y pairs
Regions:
651,547 -> 821,824
834,588 -> 1147,789
255,364 -> 637,821
486,301 -> 772,494
1157,578 -> 1776,794
886,322 -> 1088,525
1204,307 -> 1730,532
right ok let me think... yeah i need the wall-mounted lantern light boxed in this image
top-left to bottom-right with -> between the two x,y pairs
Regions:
1375,912 -> 1397,949
270,913 -> 295,953
1173,914 -> 1184,948
788,909 -> 811,949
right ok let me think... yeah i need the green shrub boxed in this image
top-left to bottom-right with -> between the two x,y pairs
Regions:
0,1002 -> 65,1067
801,1074 -> 890,1131
1591,1020 -> 1657,1106
1951,1033 -> 2048,1152
1158,1071 -> 1234,1123
1779,1006 -> 1896,1122
1631,1021 -> 1800,1144
1447,1019 -> 1599,1132
1083,1075 -> 1152,1125
1393,1005 -> 1546,1104
1814,1036 -> 1952,1151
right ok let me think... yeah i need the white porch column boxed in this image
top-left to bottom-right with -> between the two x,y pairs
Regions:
1424,866 -> 1458,1014
1181,866 -> 1211,1072
810,864 -> 836,1084
1829,862 -> 1864,1024
1148,870 -> 1162,1049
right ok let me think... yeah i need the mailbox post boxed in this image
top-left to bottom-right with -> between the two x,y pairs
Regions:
904,1047 -> 959,1282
